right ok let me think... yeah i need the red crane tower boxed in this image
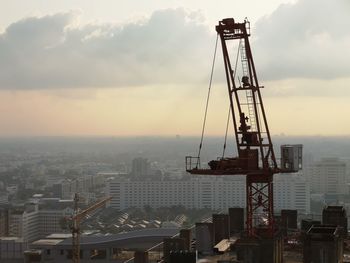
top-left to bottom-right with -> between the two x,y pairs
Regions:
186,18 -> 302,237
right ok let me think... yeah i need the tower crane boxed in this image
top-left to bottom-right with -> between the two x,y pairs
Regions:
69,193 -> 112,263
186,18 -> 302,237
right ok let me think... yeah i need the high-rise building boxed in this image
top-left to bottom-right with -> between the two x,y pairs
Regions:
274,173 -> 310,214
308,158 -> 347,195
131,157 -> 150,176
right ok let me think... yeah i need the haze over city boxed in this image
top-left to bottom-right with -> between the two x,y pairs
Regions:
0,0 -> 349,136
1,1 -> 350,263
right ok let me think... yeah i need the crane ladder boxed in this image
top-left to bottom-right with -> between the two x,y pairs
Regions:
240,42 -> 257,131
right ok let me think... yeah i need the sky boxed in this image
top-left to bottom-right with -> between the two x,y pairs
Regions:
0,0 -> 349,137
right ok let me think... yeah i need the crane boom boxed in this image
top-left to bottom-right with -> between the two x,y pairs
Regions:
73,196 -> 112,222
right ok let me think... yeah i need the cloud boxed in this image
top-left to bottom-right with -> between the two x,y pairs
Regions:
263,77 -> 350,97
1,2 -> 349,91
0,9 -> 214,90
253,0 -> 350,80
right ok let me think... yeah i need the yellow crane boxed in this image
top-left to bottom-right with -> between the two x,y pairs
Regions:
70,193 -> 112,263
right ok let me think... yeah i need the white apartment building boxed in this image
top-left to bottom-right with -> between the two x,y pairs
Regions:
308,158 -> 347,195
274,173 -> 310,214
108,176 -> 246,211
9,204 -> 39,242
107,174 -> 310,214
8,200 -> 73,242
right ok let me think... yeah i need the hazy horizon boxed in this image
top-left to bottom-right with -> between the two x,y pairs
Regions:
0,136 -> 349,163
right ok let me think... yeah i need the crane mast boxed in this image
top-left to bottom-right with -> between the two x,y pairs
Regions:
71,194 -> 112,263
217,18 -> 276,236
186,18 -> 302,237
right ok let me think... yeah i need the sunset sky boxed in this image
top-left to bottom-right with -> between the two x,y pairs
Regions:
0,0 -> 349,136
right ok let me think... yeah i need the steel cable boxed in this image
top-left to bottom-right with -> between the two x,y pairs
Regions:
196,34 -> 219,167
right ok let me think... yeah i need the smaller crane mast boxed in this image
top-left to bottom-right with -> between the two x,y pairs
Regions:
70,193 -> 112,263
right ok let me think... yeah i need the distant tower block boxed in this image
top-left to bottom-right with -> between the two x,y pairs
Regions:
131,157 -> 150,176
281,144 -> 303,172
229,208 -> 244,234
212,214 -> 230,245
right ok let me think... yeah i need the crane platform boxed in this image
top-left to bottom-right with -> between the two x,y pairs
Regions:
186,155 -> 265,176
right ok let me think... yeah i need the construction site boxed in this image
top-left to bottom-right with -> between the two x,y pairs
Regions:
21,17 -> 350,263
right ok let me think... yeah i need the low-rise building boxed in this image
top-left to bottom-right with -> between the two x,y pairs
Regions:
0,237 -> 28,262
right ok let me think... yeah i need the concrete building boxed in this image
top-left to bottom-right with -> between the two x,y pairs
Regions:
131,158 -> 151,177
274,173 -> 310,214
8,200 -> 73,242
236,231 -> 283,263
9,204 -> 39,242
108,176 -> 246,210
303,225 -> 343,263
52,174 -> 104,201
195,223 -> 214,255
308,158 -> 347,195
108,174 -> 310,214
39,210 -> 70,237
212,214 -> 229,245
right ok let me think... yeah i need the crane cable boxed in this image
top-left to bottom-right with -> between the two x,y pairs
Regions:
222,39 -> 242,158
196,33 -> 219,167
